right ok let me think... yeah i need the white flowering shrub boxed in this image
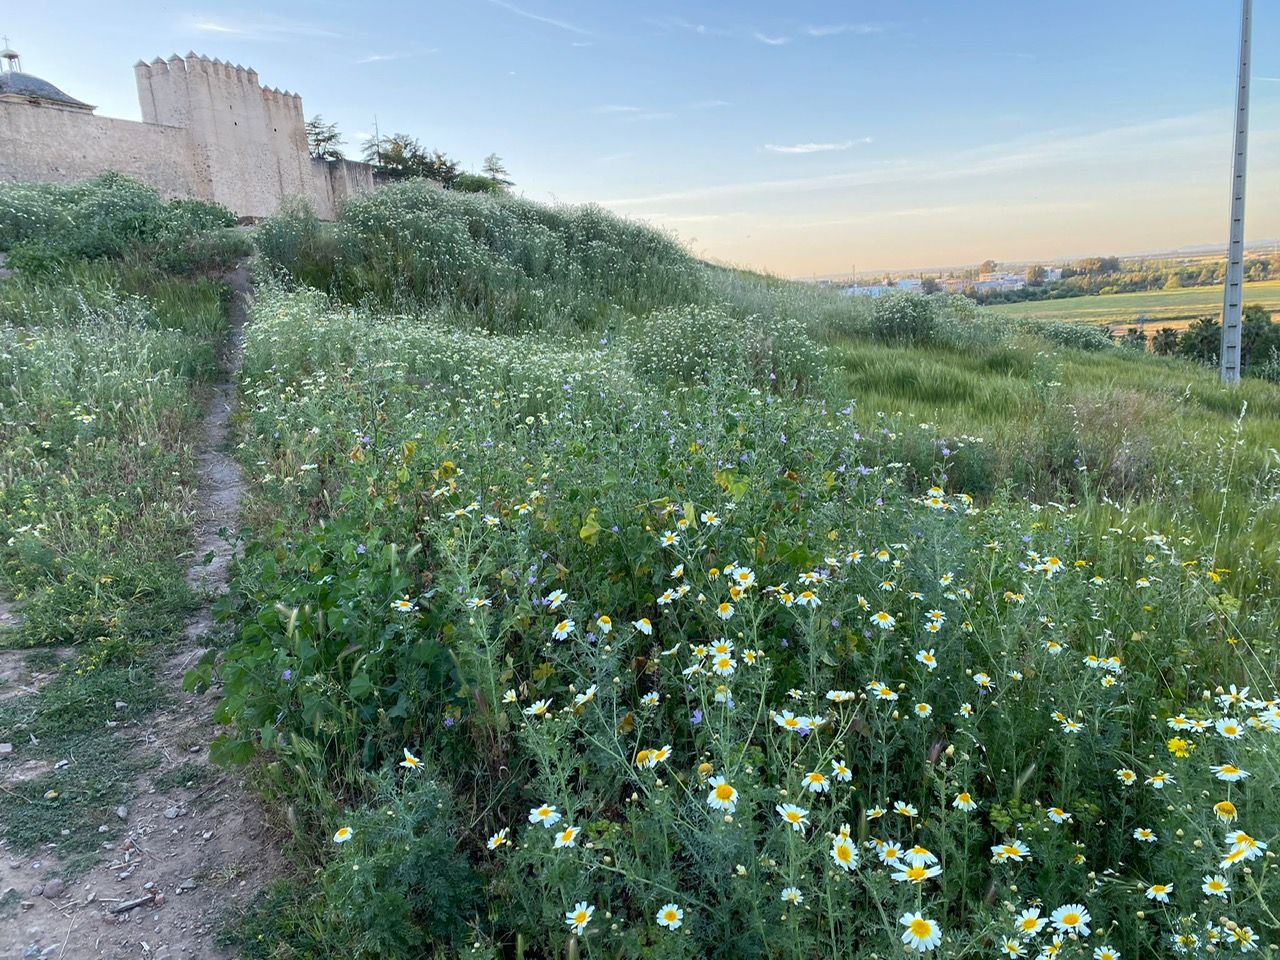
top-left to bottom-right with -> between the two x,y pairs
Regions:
206,277 -> 1280,960
625,304 -> 827,393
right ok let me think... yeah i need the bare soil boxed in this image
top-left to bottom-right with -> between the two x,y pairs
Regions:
0,264 -> 279,960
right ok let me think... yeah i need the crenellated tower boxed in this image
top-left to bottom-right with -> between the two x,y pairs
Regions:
133,53 -> 313,215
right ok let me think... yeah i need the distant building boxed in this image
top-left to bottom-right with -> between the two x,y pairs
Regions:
0,46 -> 374,219
844,284 -> 892,298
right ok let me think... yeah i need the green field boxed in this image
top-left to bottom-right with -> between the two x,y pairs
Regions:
986,278 -> 1280,328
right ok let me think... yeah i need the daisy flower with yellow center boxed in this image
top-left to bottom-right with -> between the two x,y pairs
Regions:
1211,763 -> 1249,781
899,912 -> 942,952
830,835 -> 858,871
1015,907 -> 1045,937
399,747 -> 422,770
1049,904 -> 1090,936
991,840 -> 1031,863
565,902 -> 594,935
1201,874 -> 1230,898
528,804 -> 561,827
774,710 -> 804,731
776,803 -> 810,832
656,903 -> 684,929
712,655 -> 736,676
892,864 -> 942,883
804,770 -> 830,793
706,776 -> 738,813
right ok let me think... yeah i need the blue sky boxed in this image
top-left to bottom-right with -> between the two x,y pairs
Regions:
6,1 -> 1280,275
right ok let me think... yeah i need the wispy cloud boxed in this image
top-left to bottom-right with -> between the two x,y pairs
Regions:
791,200 -> 1094,231
190,15 -> 339,40
763,140 -> 866,154
803,23 -> 883,37
604,111 -> 1236,207
639,213 -> 726,224
1260,76 -> 1280,82
354,52 -> 428,65
754,32 -> 790,46
644,16 -> 732,38
488,0 -> 591,36
690,99 -> 732,109
590,104 -> 671,121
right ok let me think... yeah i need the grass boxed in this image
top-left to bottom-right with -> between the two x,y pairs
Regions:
198,186 -> 1280,958
153,761 -> 215,792
8,177 -> 1280,958
0,180 -> 234,880
985,279 -> 1280,327
0,734 -> 153,879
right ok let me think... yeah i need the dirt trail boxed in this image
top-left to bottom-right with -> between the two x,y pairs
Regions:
1,264 -> 278,960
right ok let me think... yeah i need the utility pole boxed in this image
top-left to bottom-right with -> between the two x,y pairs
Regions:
1220,0 -> 1252,384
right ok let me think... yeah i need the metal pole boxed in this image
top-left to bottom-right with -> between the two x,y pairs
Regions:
1220,0 -> 1251,384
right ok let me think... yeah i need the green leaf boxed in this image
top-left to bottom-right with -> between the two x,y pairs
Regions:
579,511 -> 603,546
348,672 -> 374,700
713,469 -> 749,499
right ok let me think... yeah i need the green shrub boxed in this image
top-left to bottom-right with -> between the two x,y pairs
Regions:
258,182 -> 705,334
869,291 -> 936,344
0,175 -> 246,273
624,304 -> 826,391
1017,318 -> 1115,352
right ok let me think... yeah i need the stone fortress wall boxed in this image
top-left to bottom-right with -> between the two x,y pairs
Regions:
0,53 -> 374,219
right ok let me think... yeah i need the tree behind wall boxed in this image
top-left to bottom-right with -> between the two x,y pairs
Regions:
306,115 -> 345,160
362,134 -> 461,187
481,153 -> 514,187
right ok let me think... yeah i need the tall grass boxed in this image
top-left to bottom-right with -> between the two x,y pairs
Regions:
257,184 -> 706,333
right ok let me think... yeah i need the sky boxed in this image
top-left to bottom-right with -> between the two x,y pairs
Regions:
5,1 -> 1280,276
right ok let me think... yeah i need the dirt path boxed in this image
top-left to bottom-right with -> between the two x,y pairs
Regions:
1,263 -> 278,960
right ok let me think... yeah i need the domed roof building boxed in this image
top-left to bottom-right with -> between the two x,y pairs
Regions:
0,72 -> 94,110
0,43 -> 93,110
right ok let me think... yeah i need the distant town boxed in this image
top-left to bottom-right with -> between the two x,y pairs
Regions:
830,266 -> 1061,299
805,243 -> 1280,307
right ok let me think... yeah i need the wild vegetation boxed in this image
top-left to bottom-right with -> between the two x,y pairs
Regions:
0,175 -> 245,875
2,178 -> 1277,957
